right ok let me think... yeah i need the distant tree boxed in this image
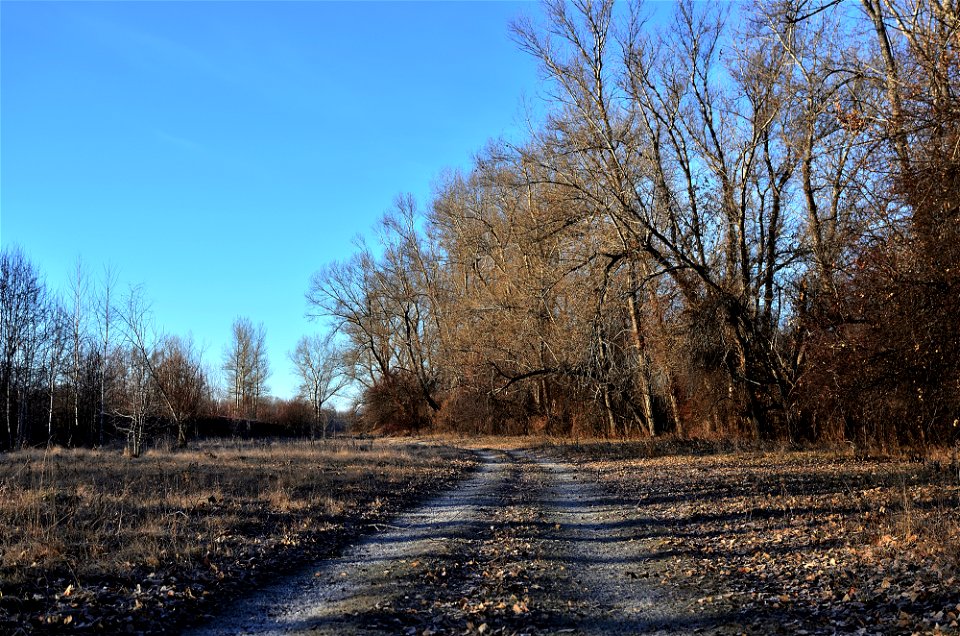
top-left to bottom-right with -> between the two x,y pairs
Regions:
0,247 -> 50,449
116,287 -> 155,457
307,200 -> 446,432
271,396 -> 314,433
151,335 -> 206,447
307,251 -> 395,391
289,332 -> 347,438
250,325 -> 269,419
67,258 -> 90,445
41,299 -> 69,446
223,317 -> 269,419
95,264 -> 119,446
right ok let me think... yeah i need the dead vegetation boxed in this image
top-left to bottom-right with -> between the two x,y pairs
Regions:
552,441 -> 960,634
0,438 -> 475,634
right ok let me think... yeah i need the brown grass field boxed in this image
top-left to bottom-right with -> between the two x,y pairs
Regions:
0,438 -> 476,634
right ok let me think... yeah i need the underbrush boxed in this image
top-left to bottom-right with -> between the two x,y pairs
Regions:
0,438 -> 475,634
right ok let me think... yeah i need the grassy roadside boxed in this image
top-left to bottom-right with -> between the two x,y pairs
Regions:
0,438 -> 476,634
549,440 -> 960,634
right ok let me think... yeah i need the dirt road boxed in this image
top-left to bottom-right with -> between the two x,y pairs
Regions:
187,449 -> 741,635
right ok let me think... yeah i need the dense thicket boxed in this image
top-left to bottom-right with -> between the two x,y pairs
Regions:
311,0 -> 958,447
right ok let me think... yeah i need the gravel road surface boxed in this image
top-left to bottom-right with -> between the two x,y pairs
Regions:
187,449 -> 742,635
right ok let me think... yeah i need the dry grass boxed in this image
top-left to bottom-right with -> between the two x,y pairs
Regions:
0,438 -> 475,633
553,440 -> 960,633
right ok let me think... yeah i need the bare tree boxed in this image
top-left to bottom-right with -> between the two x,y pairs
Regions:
116,287 -> 155,457
795,0 -> 960,447
151,335 -> 206,447
67,258 -> 89,445
95,264 -> 119,446
429,152 -> 607,435
289,332 -> 348,438
308,250 -> 397,390
42,298 -> 69,446
296,0 -> 952,446
510,0 -> 820,437
0,247 -> 51,449
223,317 -> 269,419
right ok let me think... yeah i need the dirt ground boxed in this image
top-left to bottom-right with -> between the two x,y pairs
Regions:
5,440 -> 959,635
186,448 -> 720,636
185,442 -> 960,635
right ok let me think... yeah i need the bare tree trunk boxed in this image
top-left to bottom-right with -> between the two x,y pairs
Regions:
48,383 -> 55,446
625,276 -> 656,437
69,260 -> 86,447
4,380 -> 11,449
861,0 -> 911,172
98,267 -> 116,447
668,388 -> 683,438
601,381 -> 617,437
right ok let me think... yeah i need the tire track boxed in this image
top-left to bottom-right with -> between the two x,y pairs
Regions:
529,450 -> 740,635
185,449 -> 510,635
187,447 -> 743,635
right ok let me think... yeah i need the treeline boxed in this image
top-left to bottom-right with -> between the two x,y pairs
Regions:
310,0 -> 958,447
0,250 -> 347,455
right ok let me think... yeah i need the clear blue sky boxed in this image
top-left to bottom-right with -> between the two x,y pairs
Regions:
1,1 -> 546,402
